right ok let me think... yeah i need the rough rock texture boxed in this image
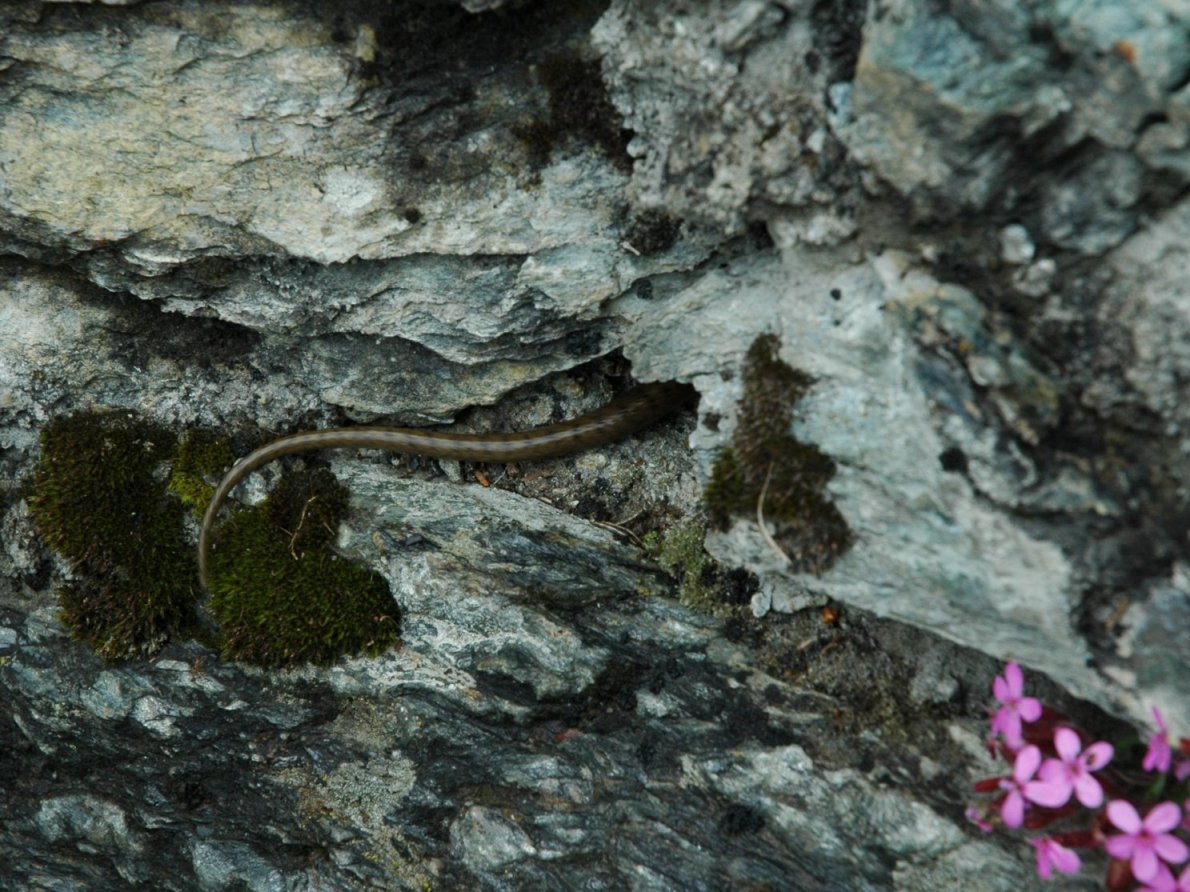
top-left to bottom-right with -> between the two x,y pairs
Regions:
1,0 -> 1187,890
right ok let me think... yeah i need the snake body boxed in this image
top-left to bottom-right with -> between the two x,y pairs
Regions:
198,381 -> 692,592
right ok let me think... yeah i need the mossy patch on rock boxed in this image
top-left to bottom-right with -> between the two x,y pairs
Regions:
206,466 -> 400,668
167,428 -> 235,516
29,410 -> 400,668
27,411 -> 197,659
645,519 -> 757,615
706,334 -> 854,575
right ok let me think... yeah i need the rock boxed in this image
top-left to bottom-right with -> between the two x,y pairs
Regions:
2,1 -> 1187,889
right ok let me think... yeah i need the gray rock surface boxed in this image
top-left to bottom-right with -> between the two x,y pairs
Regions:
2,0 -> 1186,889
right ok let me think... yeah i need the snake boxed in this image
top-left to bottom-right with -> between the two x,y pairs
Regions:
198,381 -> 693,592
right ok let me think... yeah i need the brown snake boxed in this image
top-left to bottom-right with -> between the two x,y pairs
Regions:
198,381 -> 692,592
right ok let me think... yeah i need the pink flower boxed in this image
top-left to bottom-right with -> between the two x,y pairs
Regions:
990,662 -> 1042,746
1139,863 -> 1190,892
999,745 -> 1055,828
1105,800 -> 1190,883
1029,836 -> 1081,879
1029,727 -> 1113,808
965,806 -> 994,833
1146,707 -> 1173,774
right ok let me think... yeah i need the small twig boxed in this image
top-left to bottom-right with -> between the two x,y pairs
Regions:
614,508 -> 644,528
593,518 -> 645,548
288,495 -> 329,562
757,461 -> 791,565
1104,597 -> 1131,632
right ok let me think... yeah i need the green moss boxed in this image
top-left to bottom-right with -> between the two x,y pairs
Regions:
643,520 -> 758,615
206,467 -> 400,668
167,429 -> 235,516
28,411 -> 197,659
29,411 -> 399,668
706,334 -> 854,575
649,519 -> 716,612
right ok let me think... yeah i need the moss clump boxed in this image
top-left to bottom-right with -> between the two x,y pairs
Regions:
706,334 -> 854,575
647,520 -> 715,611
207,466 -> 400,668
167,428 -> 235,516
28,411 -> 197,659
29,411 -> 399,668
645,520 -> 760,615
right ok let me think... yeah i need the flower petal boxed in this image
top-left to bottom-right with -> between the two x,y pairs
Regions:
990,707 -> 1021,742
1146,802 -> 1183,834
1038,758 -> 1068,781
1030,841 -> 1056,880
1154,834 -> 1189,866
1018,696 -> 1042,722
1001,791 -> 1025,828
965,807 -> 993,834
1074,774 -> 1104,808
1025,778 -> 1073,808
1015,745 -> 1041,782
1105,834 -> 1136,859
1083,741 -> 1114,771
1135,845 -> 1161,884
1154,707 -> 1168,734
1004,663 -> 1024,697
1108,799 -> 1142,834
1141,865 -> 1178,892
1050,843 -> 1080,875
1144,738 -> 1172,774
1054,727 -> 1081,761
